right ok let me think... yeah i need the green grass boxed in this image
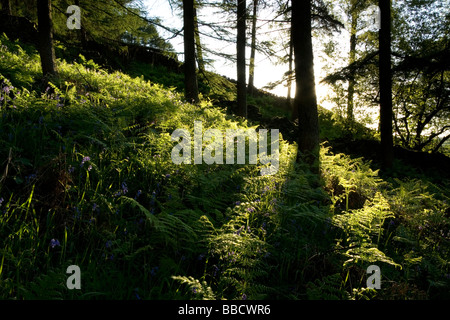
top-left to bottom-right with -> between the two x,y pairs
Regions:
0,34 -> 449,300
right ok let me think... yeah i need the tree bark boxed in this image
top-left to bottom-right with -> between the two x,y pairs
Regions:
288,28 -> 296,119
193,2 -> 205,74
75,0 -> 88,47
183,0 -> 199,103
236,0 -> 247,117
292,0 -> 319,165
1,0 -> 11,15
379,0 -> 394,168
347,0 -> 358,123
37,0 -> 57,78
247,0 -> 258,96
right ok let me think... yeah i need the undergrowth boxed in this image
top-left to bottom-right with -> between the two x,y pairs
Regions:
0,34 -> 449,300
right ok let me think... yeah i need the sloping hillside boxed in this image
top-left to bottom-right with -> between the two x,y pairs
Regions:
0,35 -> 449,300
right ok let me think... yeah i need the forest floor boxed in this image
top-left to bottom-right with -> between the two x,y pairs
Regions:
0,34 -> 449,300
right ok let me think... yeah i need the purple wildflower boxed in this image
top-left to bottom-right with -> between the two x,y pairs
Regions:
150,266 -> 159,276
235,226 -> 244,236
134,190 -> 142,200
50,239 -> 60,248
2,86 -> 11,94
25,173 -> 37,184
80,156 -> 90,167
121,182 -> 128,194
213,265 -> 219,277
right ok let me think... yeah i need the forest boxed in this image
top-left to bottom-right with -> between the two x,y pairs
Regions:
0,0 -> 449,302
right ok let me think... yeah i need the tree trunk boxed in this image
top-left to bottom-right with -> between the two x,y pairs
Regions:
288,29 -> 296,119
1,0 -> 11,15
37,0 -> 57,78
193,2 -> 205,74
236,0 -> 247,117
75,0 -> 88,47
183,0 -> 199,103
379,0 -> 393,168
292,0 -> 319,165
347,0 -> 358,123
247,0 -> 258,96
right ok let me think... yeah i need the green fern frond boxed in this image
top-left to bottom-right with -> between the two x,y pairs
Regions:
171,275 -> 216,300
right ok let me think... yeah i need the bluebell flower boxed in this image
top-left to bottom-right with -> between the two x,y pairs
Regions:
213,265 -> 219,277
247,207 -> 255,213
150,266 -> 159,276
241,293 -> 247,300
25,173 -> 37,184
80,156 -> 90,167
73,206 -> 81,220
50,239 -> 60,248
105,240 -> 112,248
198,253 -> 205,261
0,197 -> 4,207
2,86 -> 12,94
121,182 -> 128,194
134,190 -> 142,200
